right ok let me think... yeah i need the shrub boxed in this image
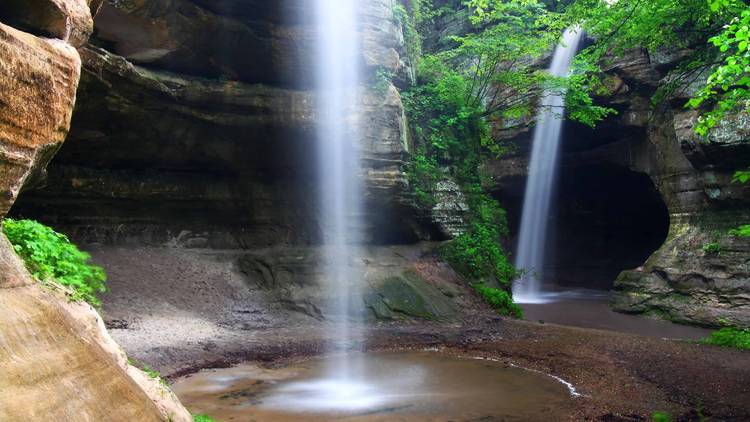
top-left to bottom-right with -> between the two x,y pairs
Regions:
729,224 -> 750,237
441,222 -> 517,286
2,219 -> 106,306
473,283 -> 523,318
651,411 -> 673,422
701,242 -> 722,255
702,327 -> 750,350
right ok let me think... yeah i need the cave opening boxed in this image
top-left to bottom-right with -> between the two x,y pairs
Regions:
500,163 -> 670,291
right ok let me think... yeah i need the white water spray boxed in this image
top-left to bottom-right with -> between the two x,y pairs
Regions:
315,0 -> 364,383
513,29 -> 583,304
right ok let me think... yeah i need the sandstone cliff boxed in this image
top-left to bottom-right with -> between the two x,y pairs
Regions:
0,0 -> 191,419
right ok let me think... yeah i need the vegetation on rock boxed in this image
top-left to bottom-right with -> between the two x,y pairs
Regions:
470,0 -> 749,138
192,414 -> 217,422
400,0 -> 613,315
2,219 -> 106,306
702,327 -> 750,350
127,358 -> 170,388
473,283 -> 523,318
651,411 -> 674,422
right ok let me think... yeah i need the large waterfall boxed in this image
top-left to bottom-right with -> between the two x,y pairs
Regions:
316,0 -> 363,359
513,29 -> 583,304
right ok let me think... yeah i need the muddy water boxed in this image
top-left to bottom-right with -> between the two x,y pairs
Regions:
173,351 -> 572,421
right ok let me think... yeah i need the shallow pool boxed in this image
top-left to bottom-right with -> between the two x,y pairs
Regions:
173,351 -> 573,421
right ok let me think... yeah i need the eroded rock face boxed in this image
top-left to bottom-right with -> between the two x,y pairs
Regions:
0,1 -> 191,419
0,238 -> 191,421
611,104 -> 750,328
0,23 -> 80,218
12,0 -> 420,247
90,0 -> 412,87
487,45 -> 750,327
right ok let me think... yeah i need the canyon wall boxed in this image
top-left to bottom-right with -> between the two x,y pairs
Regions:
12,0 -> 427,248
489,48 -> 750,327
0,0 -> 191,419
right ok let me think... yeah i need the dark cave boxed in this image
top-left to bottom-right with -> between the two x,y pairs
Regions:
499,163 -> 670,291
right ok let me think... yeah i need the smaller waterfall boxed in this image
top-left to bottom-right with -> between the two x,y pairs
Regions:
513,29 -> 583,304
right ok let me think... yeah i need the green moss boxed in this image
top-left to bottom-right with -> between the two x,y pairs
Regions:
365,271 -> 458,320
192,415 -> 217,422
2,219 -> 107,306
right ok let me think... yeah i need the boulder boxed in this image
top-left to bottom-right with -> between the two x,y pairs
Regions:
0,236 -> 191,421
237,244 -> 460,321
0,23 -> 80,218
0,0 -> 95,48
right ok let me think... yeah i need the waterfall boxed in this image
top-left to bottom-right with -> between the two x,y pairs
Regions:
315,0 -> 364,379
513,29 -> 583,304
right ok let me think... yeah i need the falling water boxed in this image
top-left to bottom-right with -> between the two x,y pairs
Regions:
513,29 -> 583,304
314,0 -> 367,399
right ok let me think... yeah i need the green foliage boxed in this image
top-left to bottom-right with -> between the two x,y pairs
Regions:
2,219 -> 106,306
467,0 -> 750,137
441,0 -> 614,129
393,2 -> 422,70
702,241 -> 722,254
729,224 -> 750,237
128,358 -> 170,387
564,57 -> 618,127
442,221 -> 517,285
686,2 -> 750,136
473,283 -> 524,318
702,327 -> 750,350
554,0 -> 749,137
651,411 -> 673,422
734,169 -> 750,184
192,415 -> 217,422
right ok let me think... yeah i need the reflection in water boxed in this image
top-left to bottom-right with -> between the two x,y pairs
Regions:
520,287 -> 713,340
174,351 -> 573,421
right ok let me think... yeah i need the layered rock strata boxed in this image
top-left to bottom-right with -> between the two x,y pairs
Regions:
12,0 -> 423,247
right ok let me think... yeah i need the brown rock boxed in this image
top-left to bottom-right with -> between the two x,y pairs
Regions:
0,0 -> 94,48
0,236 -> 191,421
0,22 -> 81,218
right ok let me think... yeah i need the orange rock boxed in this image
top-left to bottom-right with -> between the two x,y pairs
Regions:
0,22 -> 80,218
